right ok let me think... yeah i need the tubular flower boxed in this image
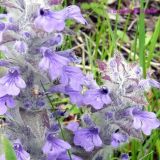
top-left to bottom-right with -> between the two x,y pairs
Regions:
129,107 -> 160,135
83,86 -> 112,110
42,133 -> 71,156
47,152 -> 83,160
34,5 -> 87,32
0,95 -> 15,115
39,48 -> 70,80
0,22 -> 5,42
111,133 -> 127,148
73,127 -> 102,152
14,41 -> 28,54
13,139 -> 30,160
60,66 -> 85,90
0,67 -> 26,97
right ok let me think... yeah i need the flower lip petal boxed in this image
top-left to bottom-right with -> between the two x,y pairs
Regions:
0,103 -> 7,115
0,22 -> 5,31
15,77 -> 26,88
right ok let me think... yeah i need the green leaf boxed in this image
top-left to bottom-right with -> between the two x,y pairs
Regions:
81,3 -> 91,10
156,138 -> 160,157
70,106 -> 80,114
147,17 -> 160,68
117,30 -> 129,42
138,0 -> 146,78
0,135 -> 17,160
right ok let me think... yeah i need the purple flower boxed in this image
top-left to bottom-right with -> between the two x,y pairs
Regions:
129,108 -> 160,135
82,114 -> 94,127
65,86 -> 83,107
23,32 -> 31,39
13,139 -> 30,160
0,60 -> 9,67
66,122 -> 79,132
111,133 -> 127,148
48,123 -> 59,133
0,67 -> 26,97
83,86 -> 112,109
46,152 -> 83,160
42,133 -> 71,156
58,50 -> 81,64
0,95 -> 15,115
60,66 -> 85,90
56,152 -> 83,160
0,22 -> 6,42
48,0 -> 62,5
139,79 -> 160,91
14,41 -> 27,54
34,5 -> 87,32
84,74 -> 98,89
73,127 -> 102,152
7,24 -> 19,32
50,85 -> 83,106
39,48 -> 70,80
43,33 -> 63,47
49,84 -> 66,94
104,112 -> 113,120
121,153 -> 129,160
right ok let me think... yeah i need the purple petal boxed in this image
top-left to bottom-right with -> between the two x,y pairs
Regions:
34,5 -> 86,33
6,96 -> 15,108
17,150 -> 30,160
0,32 -> 3,42
66,122 -> 79,132
133,117 -> 141,129
54,138 -> 71,150
0,76 -> 8,84
43,136 -> 71,156
141,119 -> 160,135
121,153 -> 129,160
49,84 -> 66,94
34,11 -> 65,32
0,103 -> 7,115
0,22 -> 5,31
39,57 -> 50,71
42,141 -> 52,154
92,135 -> 102,147
14,41 -> 27,54
6,84 -> 20,96
130,108 -> 160,135
0,60 -> 9,67
0,86 -> 7,97
15,77 -> 26,88
102,95 -> 112,105
111,140 -> 119,148
64,5 -> 87,25
49,0 -> 62,5
148,79 -> 160,89
48,64 -> 62,80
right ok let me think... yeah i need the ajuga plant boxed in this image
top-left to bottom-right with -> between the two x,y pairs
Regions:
0,0 -> 159,160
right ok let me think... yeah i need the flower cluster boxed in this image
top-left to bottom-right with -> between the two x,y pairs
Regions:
0,0 -> 159,160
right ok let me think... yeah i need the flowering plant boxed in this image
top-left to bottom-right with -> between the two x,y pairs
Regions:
0,0 -> 159,160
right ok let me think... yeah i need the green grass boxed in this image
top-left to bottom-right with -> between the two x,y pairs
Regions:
138,0 -> 146,78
